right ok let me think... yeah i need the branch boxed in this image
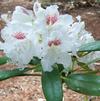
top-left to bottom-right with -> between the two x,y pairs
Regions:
19,73 -> 42,77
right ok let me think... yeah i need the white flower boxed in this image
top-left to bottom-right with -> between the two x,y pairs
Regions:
79,30 -> 94,44
11,6 -> 34,25
1,23 -> 33,42
66,20 -> 94,52
35,25 -> 72,71
4,39 -> 34,67
33,1 -> 74,27
1,23 -> 35,67
78,52 -> 100,69
30,28 -> 48,58
41,47 -> 72,72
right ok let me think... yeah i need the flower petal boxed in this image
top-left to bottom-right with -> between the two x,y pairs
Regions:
12,6 -> 34,24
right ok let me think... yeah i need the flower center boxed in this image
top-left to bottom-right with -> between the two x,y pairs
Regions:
48,39 -> 61,47
46,15 -> 58,25
13,32 -> 26,40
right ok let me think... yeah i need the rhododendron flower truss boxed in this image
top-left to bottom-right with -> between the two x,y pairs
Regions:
0,1 -> 99,72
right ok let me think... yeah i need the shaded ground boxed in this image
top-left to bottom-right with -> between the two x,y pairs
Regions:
0,1 -> 100,101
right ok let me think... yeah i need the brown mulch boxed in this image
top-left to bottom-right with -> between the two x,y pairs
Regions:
0,75 -> 84,101
69,7 -> 100,40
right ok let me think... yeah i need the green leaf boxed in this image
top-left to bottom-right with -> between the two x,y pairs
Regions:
34,64 -> 42,72
57,64 -> 64,72
0,56 -> 9,65
29,57 -> 41,65
79,41 -> 100,52
96,0 -> 100,2
77,62 -> 92,71
0,68 -> 33,81
64,73 -> 100,96
77,52 -> 90,57
29,57 -> 42,72
42,68 -> 63,101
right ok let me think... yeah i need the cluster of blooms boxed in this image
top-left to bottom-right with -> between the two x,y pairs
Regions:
0,1 -> 97,71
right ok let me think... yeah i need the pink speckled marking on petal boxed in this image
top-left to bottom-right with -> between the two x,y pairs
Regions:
46,15 -> 58,25
13,32 -> 26,40
48,39 -> 61,47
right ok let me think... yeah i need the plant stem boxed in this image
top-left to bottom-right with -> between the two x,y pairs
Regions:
23,73 -> 42,76
84,95 -> 89,101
